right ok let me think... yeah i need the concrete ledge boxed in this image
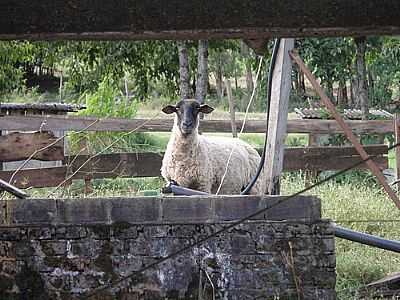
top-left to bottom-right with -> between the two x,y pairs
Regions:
0,195 -> 321,225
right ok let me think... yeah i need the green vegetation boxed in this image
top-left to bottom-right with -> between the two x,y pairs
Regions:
284,173 -> 400,299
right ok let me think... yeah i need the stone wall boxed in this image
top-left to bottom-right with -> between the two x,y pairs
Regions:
0,195 -> 335,299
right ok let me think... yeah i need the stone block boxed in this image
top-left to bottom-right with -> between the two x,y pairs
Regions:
110,197 -> 161,223
9,199 -> 57,224
57,198 -> 111,224
162,196 -> 213,222
262,195 -> 321,221
28,227 -> 54,240
0,201 -> 7,225
214,196 -> 262,221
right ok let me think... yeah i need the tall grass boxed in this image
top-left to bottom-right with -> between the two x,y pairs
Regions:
282,172 -> 400,299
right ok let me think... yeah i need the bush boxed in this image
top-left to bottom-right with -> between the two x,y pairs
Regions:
69,77 -> 159,154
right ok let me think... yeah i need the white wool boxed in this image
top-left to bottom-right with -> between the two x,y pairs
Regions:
161,117 -> 264,195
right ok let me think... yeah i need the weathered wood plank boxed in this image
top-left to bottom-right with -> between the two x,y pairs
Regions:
264,38 -> 294,195
0,145 -> 388,189
283,155 -> 387,172
0,166 -> 68,189
0,115 -> 394,134
286,145 -> 388,158
65,152 -> 164,179
0,0 -> 399,40
360,272 -> 400,299
0,131 -> 64,162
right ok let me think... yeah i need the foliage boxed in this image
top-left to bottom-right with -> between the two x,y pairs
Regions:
0,40 -> 181,100
79,76 -> 137,118
367,37 -> 400,107
69,77 -> 159,154
0,41 -> 29,93
61,41 -> 180,98
300,38 -> 354,96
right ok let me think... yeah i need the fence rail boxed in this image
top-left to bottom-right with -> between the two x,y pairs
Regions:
0,115 -> 394,134
1,145 -> 388,189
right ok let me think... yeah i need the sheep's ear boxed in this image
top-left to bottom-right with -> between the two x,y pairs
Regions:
199,104 -> 214,114
162,105 -> 177,114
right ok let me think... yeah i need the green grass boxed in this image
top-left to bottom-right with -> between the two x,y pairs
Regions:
144,132 -> 308,151
282,172 -> 400,299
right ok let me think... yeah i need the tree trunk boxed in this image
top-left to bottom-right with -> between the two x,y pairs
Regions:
368,70 -> 375,105
337,80 -> 348,108
215,55 -> 224,101
354,37 -> 369,119
195,40 -> 209,104
299,69 -> 306,96
325,79 -> 334,103
225,78 -> 237,138
241,41 -> 254,100
234,65 -> 238,90
177,41 -> 191,99
350,78 -> 358,108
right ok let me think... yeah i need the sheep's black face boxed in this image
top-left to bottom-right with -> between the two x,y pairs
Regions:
162,99 -> 214,136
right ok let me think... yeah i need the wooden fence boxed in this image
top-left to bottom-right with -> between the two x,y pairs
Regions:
0,116 -> 393,189
0,146 -> 389,188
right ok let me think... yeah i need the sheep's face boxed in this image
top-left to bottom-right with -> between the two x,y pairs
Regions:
162,99 -> 214,136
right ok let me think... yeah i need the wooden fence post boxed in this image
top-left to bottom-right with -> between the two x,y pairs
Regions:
263,38 -> 294,195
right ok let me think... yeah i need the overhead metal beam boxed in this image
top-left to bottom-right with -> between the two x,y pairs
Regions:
0,0 -> 399,40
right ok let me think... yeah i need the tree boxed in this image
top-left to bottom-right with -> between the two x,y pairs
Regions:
241,41 -> 254,101
301,38 -> 354,104
177,41 -> 191,99
195,40 -> 209,104
354,37 -> 369,119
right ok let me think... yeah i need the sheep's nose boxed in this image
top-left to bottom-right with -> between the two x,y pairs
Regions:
182,121 -> 193,127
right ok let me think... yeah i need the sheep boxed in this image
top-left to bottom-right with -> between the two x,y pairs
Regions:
160,98 -> 264,195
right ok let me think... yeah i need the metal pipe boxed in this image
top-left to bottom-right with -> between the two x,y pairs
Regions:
0,178 -> 28,199
162,183 -> 209,196
333,224 -> 400,253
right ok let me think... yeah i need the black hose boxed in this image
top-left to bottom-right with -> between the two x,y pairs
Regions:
241,38 -> 281,195
162,182 -> 209,196
333,225 -> 400,253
